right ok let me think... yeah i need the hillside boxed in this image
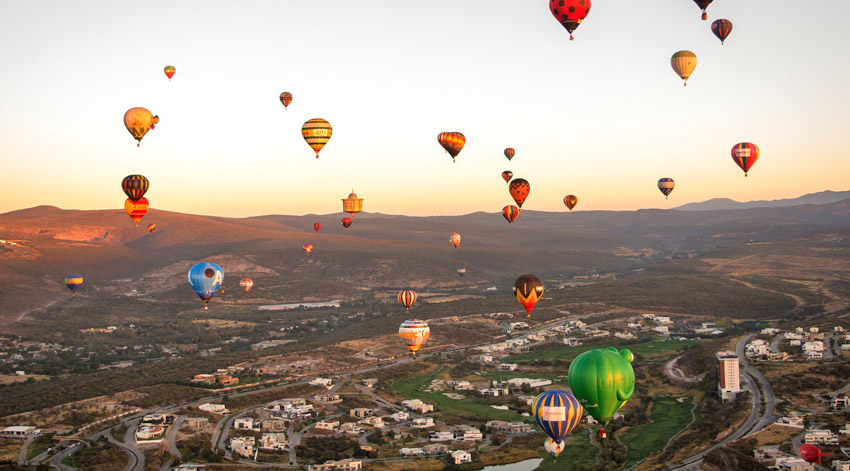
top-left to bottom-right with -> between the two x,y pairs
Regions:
674,189 -> 850,211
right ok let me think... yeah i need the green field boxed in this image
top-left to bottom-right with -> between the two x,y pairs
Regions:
390,366 -> 524,422
477,371 -> 570,387
619,396 -> 695,468
504,339 -> 704,365
533,431 -> 598,471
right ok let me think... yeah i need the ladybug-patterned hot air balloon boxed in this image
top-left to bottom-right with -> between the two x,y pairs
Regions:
302,119 -> 332,158
504,148 -> 515,161
711,19 -> 732,45
398,290 -> 417,313
549,0 -> 591,40
564,195 -> 577,211
239,277 -> 253,294
731,142 -> 759,177
313,222 -> 321,233
514,274 -> 544,317
694,0 -> 712,20
658,178 -> 675,199
399,319 -> 430,359
124,197 -> 149,226
509,178 -> 531,208
502,171 -> 513,183
164,65 -> 176,81
280,92 -> 293,109
438,132 -> 465,163
122,175 -> 149,201
671,51 -> 697,86
341,217 -> 353,230
502,205 -> 520,227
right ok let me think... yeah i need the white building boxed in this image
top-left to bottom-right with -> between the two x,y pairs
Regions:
309,377 -> 334,388
412,417 -> 435,428
499,363 -> 518,371
563,338 -> 581,346
359,416 -> 386,428
832,396 -> 849,409
315,420 -> 340,431
259,433 -> 288,451
653,325 -> 669,334
234,418 -> 258,431
834,461 -> 850,471
503,378 -> 552,389
399,448 -> 425,457
230,437 -> 256,459
840,423 -> 850,435
0,426 -> 36,437
448,380 -> 472,390
429,430 -> 455,441
716,351 -> 741,402
455,427 -> 483,441
389,411 -> 409,422
198,403 -> 228,414
307,459 -> 362,471
805,429 -> 839,445
402,399 -> 434,413
775,457 -> 814,471
450,450 -> 473,464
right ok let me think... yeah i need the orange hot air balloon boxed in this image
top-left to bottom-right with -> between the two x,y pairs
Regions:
514,274 -> 544,317
438,132 -> 465,163
564,195 -> 577,211
124,107 -> 157,147
302,118 -> 332,158
671,51 -> 697,86
303,243 -> 313,254
239,277 -> 254,294
341,217 -> 353,229
147,223 -> 156,233
399,319 -> 430,359
313,222 -> 321,233
450,232 -> 461,248
164,65 -> 176,81
509,178 -> 531,208
124,197 -> 149,226
502,171 -> 513,183
280,92 -> 293,109
502,205 -> 520,227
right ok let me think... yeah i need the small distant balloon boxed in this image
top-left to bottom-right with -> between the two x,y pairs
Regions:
65,274 -> 83,296
302,119 -> 332,158
564,195 -> 577,211
544,438 -> 565,459
658,178 -> 675,199
504,148 -> 515,161
399,319 -> 430,359
147,223 -> 156,233
450,232 -> 461,248
398,290 -> 418,313
303,243 -> 314,254
502,205 -> 520,227
280,92 -> 293,109
514,274 -> 544,316
313,222 -> 321,233
341,217 -> 353,230
124,107 -> 158,147
438,132 -> 465,163
671,51 -> 697,86
711,19 -> 732,45
124,197 -> 149,226
457,267 -> 466,278
239,277 -> 253,294
502,171 -> 513,183
164,65 -> 176,81
509,178 -> 530,208
731,142 -> 759,177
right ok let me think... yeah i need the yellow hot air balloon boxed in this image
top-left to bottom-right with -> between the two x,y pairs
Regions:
671,51 -> 697,86
302,118 -> 332,158
124,107 -> 157,146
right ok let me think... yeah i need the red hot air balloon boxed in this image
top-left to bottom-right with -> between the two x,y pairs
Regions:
731,142 -> 759,176
398,290 -> 417,313
341,217 -> 353,229
564,195 -> 577,211
502,205 -> 520,227
504,148 -> 515,161
800,444 -> 828,465
124,197 -> 149,226
502,171 -> 513,183
303,243 -> 313,254
438,132 -> 465,163
549,0 -> 591,40
280,92 -> 293,109
239,277 -> 253,294
164,66 -> 176,81
509,178 -> 530,208
313,222 -> 321,233
711,19 -> 732,45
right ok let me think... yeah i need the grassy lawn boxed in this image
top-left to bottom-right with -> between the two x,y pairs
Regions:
619,396 -> 694,468
477,371 -> 570,387
504,338 -> 703,364
390,366 -> 523,422
534,431 -> 598,470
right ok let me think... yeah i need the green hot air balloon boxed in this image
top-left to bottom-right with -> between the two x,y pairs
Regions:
567,347 -> 635,426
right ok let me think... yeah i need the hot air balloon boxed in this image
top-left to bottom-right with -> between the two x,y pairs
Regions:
457,267 -> 467,278
303,244 -> 313,254
399,319 -> 430,359
564,195 -> 577,211
693,0 -> 712,20
657,178 -> 675,199
502,171 -> 513,183
509,178 -> 531,208
450,232 -> 461,248
671,51 -> 697,86
514,274 -> 544,317
65,274 -> 83,296
188,262 -> 224,310
503,323 -> 514,338
342,190 -> 364,216
124,197 -> 149,226
147,223 -> 156,233
313,222 -> 321,233
239,277 -> 253,294
800,444 -> 828,465
280,92 -> 293,109
398,290 -> 417,313
124,107 -> 157,147
302,119 -> 332,158
532,390 -> 584,445
121,175 -> 149,201
341,217 -> 353,229
568,347 -> 635,432
731,142 -> 759,176
164,65 -> 175,81
502,205 -> 520,227
544,438 -> 565,459
504,148 -> 515,161
549,0 -> 591,40
711,19 -> 732,45
437,132 -> 465,163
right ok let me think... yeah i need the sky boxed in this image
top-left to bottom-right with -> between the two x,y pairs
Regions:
1,1 -> 849,218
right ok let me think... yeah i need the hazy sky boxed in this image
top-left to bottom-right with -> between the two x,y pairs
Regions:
1,1 -> 849,217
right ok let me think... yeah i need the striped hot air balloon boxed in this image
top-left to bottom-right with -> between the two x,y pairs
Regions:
124,197 -> 149,226
504,148 -> 515,161
502,205 -> 520,227
502,171 -> 513,183
302,118 -> 332,158
341,217 -> 353,229
564,195 -> 577,211
147,223 -> 156,233
657,178 -> 675,199
65,274 -> 83,296
239,277 -> 253,294
438,132 -> 465,163
532,390 -> 584,444
188,262 -> 224,310
711,19 -> 733,45
122,175 -> 149,201
671,51 -> 697,86
503,323 -> 514,338
399,319 -> 430,359
731,142 -> 759,176
280,92 -> 293,109
398,290 -> 417,313
509,178 -> 531,208
544,438 -> 565,459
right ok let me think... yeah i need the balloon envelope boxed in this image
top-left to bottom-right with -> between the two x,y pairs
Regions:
438,132 -> 465,162
711,19 -> 732,44
564,195 -> 577,211
280,92 -> 293,109
147,223 -> 156,233
549,0 -> 591,39
65,274 -> 83,295
341,217 -> 353,229
568,347 -> 635,425
502,171 -> 513,183
164,65 -> 175,80
239,277 -> 253,294
124,107 -> 156,146
124,197 -> 149,226
399,319 -> 430,358
509,178 -> 530,208
313,222 -> 321,233
658,178 -> 675,198
188,262 -> 224,309
122,175 -> 149,201
398,290 -> 417,312
457,267 -> 466,278
532,390 -> 584,444
504,148 -> 515,161
514,274 -> 544,314
671,51 -> 697,86
302,119 -> 332,158
731,142 -> 759,176
544,437 -> 565,459
502,205 -> 520,226
450,232 -> 461,248
303,244 -> 313,254
693,0 -> 712,19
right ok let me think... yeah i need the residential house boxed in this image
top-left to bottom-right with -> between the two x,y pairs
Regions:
187,418 -> 208,431
486,421 -> 533,434
359,416 -> 385,428
262,419 -> 287,432
563,337 -> 581,346
309,377 -> 333,388
775,414 -> 805,429
429,430 -> 455,441
339,423 -> 365,435
350,408 -> 374,419
450,450 -> 473,464
503,378 -> 552,389
834,461 -> 850,471
499,363 -> 518,371
402,399 -> 434,413
136,424 -> 164,440
234,418 -> 258,431
313,394 -> 341,403
198,403 -> 228,414
423,444 -> 448,455
805,429 -> 839,445
775,457 -> 815,471
455,426 -> 483,441
399,448 -> 425,457
307,459 -> 362,471
412,417 -> 435,428
230,437 -> 255,459
833,396 -> 849,409
258,433 -> 288,451
389,411 -> 409,422
447,380 -> 473,390
839,423 -> 850,435
315,420 -> 340,431
361,378 -> 378,388
518,396 -> 535,406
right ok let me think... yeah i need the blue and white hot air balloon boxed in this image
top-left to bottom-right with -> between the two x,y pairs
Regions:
532,390 -> 584,445
188,262 -> 224,310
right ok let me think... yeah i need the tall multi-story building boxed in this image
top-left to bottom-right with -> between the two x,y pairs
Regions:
716,351 -> 741,402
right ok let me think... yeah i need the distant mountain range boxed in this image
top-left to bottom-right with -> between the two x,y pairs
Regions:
674,190 -> 850,211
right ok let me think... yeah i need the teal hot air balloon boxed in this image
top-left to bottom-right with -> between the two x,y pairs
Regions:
65,274 -> 83,295
188,262 -> 224,310
567,347 -> 635,428
531,390 -> 584,444
503,323 -> 514,338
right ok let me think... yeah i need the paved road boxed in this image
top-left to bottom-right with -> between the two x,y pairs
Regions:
770,334 -> 785,353
18,435 -> 34,465
49,442 -> 82,471
166,416 -> 185,458
737,335 -> 778,436
122,418 -> 146,471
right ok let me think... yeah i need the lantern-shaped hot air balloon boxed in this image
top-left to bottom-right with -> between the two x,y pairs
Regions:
302,119 -> 332,158
438,132 -> 465,163
65,274 -> 83,296
164,65 -> 176,81
657,178 -> 675,199
711,19 -> 732,45
544,438 -> 565,459
188,262 -> 224,310
450,232 -> 461,248
564,195 -> 577,211
398,290 -> 417,313
303,244 -> 313,254
693,0 -> 712,20
457,267 -> 467,278
342,190 -> 363,216
509,178 -> 530,208
504,148 -> 515,161
341,217 -> 353,229
122,175 -> 149,201
124,107 -> 157,147
549,0 -> 591,40
399,319 -> 430,359
502,171 -> 513,183
280,92 -> 292,109
568,347 -> 635,432
239,277 -> 253,294
124,197 -> 149,226
502,205 -> 520,227
731,142 -> 759,177
514,274 -> 544,317
313,222 -> 321,233
147,223 -> 156,233
671,51 -> 697,86
532,390 -> 584,445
